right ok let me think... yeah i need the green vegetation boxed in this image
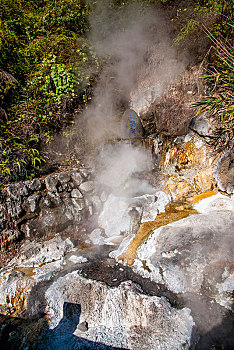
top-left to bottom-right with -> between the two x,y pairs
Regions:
0,0 -> 98,184
193,29 -> 233,151
171,0 -> 233,152
0,0 -> 233,185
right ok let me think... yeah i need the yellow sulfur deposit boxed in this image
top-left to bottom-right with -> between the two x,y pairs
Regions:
118,191 -> 217,266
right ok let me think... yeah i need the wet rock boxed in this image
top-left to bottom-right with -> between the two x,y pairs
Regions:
79,181 -> 94,193
213,147 -> 234,194
70,189 -> 83,199
22,194 -> 41,213
45,274 -> 194,349
45,175 -> 58,193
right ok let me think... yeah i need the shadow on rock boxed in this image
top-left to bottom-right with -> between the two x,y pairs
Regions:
0,302 -> 128,350
33,302 -> 128,350
193,310 -> 234,350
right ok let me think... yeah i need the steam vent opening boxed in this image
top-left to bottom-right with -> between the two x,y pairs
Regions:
0,1 -> 234,350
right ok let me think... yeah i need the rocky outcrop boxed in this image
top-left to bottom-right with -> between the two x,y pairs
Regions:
0,168 -> 98,250
0,235 -> 194,350
44,274 -> 194,350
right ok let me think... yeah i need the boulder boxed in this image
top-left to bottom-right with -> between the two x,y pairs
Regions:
132,211 -> 234,308
22,193 -> 41,213
45,274 -> 194,349
189,113 -> 212,136
121,109 -> 144,139
213,146 -> 234,194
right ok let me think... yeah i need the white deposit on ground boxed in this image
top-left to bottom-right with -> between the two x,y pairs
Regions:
45,272 -> 195,350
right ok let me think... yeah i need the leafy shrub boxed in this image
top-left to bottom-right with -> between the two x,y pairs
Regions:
193,32 -> 234,152
0,0 -> 99,186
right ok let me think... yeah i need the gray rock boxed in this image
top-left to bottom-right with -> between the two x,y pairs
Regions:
77,321 -> 88,332
71,198 -> 85,211
8,236 -> 74,268
89,228 -> 105,245
45,275 -> 194,349
64,209 -> 74,221
194,193 -> 234,213
0,204 -> 7,231
6,199 -> 23,220
71,189 -> 83,199
66,182 -> 74,192
0,218 -> 7,231
39,197 -> 52,210
57,173 -> 71,191
213,146 -> 234,194
47,192 -> 63,207
90,195 -> 102,213
0,270 -> 26,304
57,173 -> 71,184
0,230 -> 20,249
56,183 -> 63,193
28,179 -> 41,191
21,204 -> 72,239
189,113 -> 212,136
134,211 -> 234,304
21,222 -> 33,238
17,183 -> 29,196
71,172 -> 84,186
45,175 -> 58,193
62,198 -> 82,223
79,181 -> 94,193
79,168 -> 89,178
121,109 -> 144,139
6,184 -> 23,200
22,193 -> 41,213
